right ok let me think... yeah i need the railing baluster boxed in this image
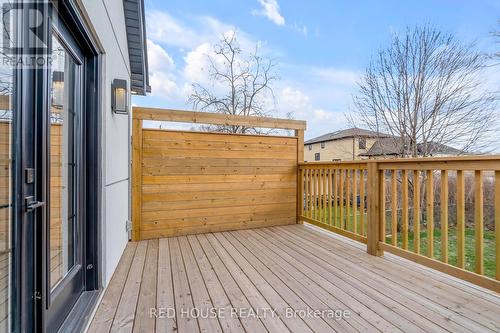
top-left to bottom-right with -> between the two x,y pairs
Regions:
495,170 -> 500,281
333,169 -> 338,227
299,168 -> 304,219
314,169 -> 319,220
346,169 -> 351,230
340,169 -> 345,229
457,170 -> 465,269
426,170 -> 434,258
328,168 -> 333,226
318,169 -> 322,222
391,170 -> 398,246
413,170 -> 421,254
302,169 -> 309,217
475,170 -> 484,275
353,169 -> 358,234
402,170 -> 409,250
323,168 -> 328,223
360,170 -> 365,236
307,169 -> 312,218
441,170 -> 449,263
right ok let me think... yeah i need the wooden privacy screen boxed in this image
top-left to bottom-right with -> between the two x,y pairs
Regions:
132,107 -> 306,240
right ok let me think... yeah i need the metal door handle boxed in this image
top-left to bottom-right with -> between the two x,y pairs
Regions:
25,196 -> 45,212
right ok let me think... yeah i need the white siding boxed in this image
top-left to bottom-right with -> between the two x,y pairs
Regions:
80,0 -> 131,286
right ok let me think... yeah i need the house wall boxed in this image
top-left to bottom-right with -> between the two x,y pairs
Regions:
79,0 -> 131,287
304,137 -> 378,162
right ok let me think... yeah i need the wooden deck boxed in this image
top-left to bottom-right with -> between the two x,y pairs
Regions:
89,224 -> 500,333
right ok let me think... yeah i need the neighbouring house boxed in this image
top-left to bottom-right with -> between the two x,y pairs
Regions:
305,128 -> 463,161
359,137 -> 463,158
304,128 -> 392,162
0,1 -> 149,331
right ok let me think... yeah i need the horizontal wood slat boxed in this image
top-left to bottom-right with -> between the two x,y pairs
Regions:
134,126 -> 300,239
133,107 -> 306,130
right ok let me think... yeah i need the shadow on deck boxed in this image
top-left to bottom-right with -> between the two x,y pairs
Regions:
89,224 -> 500,333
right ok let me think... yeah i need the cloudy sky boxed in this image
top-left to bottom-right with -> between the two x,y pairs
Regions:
132,0 -> 500,141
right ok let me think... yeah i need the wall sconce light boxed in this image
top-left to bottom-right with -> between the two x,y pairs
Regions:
111,79 -> 128,114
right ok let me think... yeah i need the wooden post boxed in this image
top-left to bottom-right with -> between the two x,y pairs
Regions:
296,129 -> 304,224
367,162 -> 383,256
132,117 -> 143,241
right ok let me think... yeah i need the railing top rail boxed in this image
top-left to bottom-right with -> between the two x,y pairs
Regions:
374,155 -> 500,163
300,155 -> 500,170
299,161 -> 368,165
132,107 -> 307,131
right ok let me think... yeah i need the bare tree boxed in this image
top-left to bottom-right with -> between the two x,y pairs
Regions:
493,20 -> 500,63
352,26 -> 498,157
188,31 -> 279,133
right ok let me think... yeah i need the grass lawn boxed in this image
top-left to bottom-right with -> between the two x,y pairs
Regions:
309,205 -> 497,279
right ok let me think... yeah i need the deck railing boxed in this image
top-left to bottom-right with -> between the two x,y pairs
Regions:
300,162 -> 368,244
299,156 -> 500,293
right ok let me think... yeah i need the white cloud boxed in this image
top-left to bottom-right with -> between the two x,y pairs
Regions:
147,39 -> 175,72
183,43 -> 213,84
146,39 -> 178,98
252,0 -> 285,26
291,23 -> 308,36
146,11 -> 237,49
308,67 -> 360,86
278,87 -> 310,116
313,109 -> 333,121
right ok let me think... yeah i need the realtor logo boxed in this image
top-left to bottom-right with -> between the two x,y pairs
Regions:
1,0 -> 54,68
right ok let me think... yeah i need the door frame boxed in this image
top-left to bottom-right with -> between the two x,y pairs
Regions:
37,0 -> 102,328
43,18 -> 86,333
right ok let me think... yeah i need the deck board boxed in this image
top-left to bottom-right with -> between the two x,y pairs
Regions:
89,224 -> 500,333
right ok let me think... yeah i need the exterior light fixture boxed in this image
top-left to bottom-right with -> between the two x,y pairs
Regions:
111,79 -> 128,114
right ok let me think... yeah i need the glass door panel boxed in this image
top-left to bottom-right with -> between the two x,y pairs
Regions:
0,1 -> 15,330
49,35 -> 77,291
0,61 -> 12,333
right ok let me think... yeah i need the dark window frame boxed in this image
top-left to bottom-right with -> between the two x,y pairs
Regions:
359,137 -> 367,149
314,153 -> 320,161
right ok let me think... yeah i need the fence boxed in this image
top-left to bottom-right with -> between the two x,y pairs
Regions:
132,107 -> 306,240
299,156 -> 500,293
